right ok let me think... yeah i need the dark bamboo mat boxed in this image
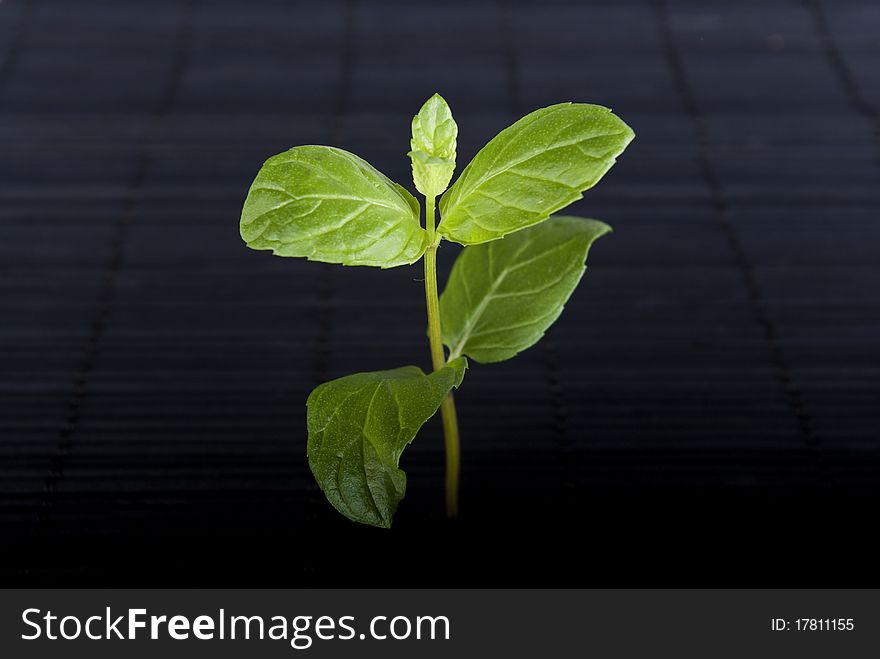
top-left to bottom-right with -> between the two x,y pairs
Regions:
1,0 -> 878,584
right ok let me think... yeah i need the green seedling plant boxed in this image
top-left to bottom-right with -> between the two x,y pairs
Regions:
240,94 -> 633,528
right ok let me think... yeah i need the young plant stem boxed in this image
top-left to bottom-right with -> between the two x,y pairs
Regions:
423,194 -> 462,519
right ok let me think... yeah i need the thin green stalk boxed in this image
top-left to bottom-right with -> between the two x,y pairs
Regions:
423,194 -> 462,518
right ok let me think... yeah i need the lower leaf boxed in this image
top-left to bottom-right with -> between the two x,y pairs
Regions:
306,358 -> 467,528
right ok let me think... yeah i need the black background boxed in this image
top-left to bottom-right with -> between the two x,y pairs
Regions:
1,0 -> 878,584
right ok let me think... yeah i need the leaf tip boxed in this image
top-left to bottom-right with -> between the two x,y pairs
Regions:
447,356 -> 469,388
594,220 -> 614,237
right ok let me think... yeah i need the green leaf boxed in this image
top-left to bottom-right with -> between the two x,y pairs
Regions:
410,150 -> 456,200
307,357 -> 468,528
240,145 -> 427,268
438,104 -> 633,245
440,216 -> 610,363
409,93 -> 458,198
411,93 -> 457,160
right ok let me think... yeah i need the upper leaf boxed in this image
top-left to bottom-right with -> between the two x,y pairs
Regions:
240,146 -> 427,268
411,93 -> 458,159
410,150 -> 456,200
307,357 -> 468,528
409,93 -> 458,198
440,216 -> 610,363
438,103 -> 633,245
